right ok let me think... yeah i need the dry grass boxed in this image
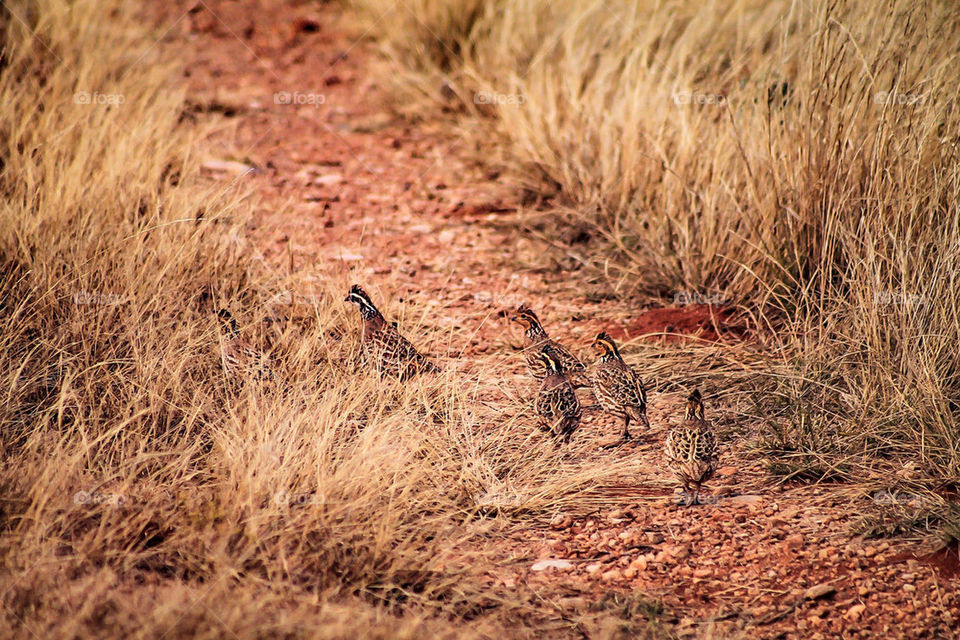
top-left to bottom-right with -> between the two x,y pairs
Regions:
4,0 -> 958,634
351,0 -> 960,530
0,1 -> 670,637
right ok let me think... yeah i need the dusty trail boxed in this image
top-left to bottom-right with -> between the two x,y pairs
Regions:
160,1 -> 959,637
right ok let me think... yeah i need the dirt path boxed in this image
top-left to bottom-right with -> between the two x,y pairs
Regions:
160,2 -> 958,637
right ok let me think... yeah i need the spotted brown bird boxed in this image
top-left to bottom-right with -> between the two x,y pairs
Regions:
511,305 -> 589,387
344,285 -> 438,379
534,345 -> 582,442
590,332 -> 649,443
664,389 -> 719,506
216,309 -> 273,382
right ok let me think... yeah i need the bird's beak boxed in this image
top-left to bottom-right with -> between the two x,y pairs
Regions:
343,295 -> 351,303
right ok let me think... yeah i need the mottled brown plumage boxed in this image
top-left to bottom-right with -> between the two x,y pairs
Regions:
590,332 -> 649,442
664,390 -> 719,506
345,285 -> 438,379
216,309 -> 273,382
534,346 -> 581,442
511,305 -> 588,387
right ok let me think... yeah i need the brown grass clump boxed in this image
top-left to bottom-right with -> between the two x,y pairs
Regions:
0,1 -> 660,637
352,0 -> 960,530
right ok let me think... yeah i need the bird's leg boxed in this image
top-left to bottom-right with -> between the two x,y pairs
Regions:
621,415 -> 631,441
677,481 -> 690,505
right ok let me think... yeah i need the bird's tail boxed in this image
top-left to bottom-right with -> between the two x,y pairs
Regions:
627,405 -> 650,428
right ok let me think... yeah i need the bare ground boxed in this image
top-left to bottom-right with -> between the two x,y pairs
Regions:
155,1 -> 959,637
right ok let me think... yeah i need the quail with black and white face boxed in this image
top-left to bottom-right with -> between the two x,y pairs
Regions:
511,304 -> 589,387
344,284 -> 438,379
534,345 -> 582,443
590,332 -> 649,443
664,389 -> 719,506
216,308 -> 273,382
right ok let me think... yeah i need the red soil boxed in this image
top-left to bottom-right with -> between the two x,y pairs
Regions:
612,304 -> 748,343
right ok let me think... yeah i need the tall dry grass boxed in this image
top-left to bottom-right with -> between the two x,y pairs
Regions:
352,0 -> 960,517
0,1 -> 666,638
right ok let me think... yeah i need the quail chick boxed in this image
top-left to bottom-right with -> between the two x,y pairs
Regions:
534,345 -> 582,443
590,332 -> 649,444
344,284 -> 439,379
216,309 -> 273,382
511,305 -> 589,387
664,389 -> 719,506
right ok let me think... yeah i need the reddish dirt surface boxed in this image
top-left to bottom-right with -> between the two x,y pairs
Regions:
612,304 -> 748,344
155,1 -> 960,637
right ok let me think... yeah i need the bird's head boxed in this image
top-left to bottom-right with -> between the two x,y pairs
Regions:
591,331 -> 620,358
684,389 -> 705,421
512,305 -> 544,333
344,284 -> 379,318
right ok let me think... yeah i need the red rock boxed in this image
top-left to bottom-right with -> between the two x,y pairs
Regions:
601,568 -> 622,582
779,507 -> 800,520
663,544 -> 691,560
646,532 -> 665,544
785,534 -> 804,550
846,604 -> 867,620
803,584 -> 836,600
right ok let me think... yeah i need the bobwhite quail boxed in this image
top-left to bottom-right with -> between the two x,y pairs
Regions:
511,305 -> 589,387
590,332 -> 649,443
664,389 -> 718,506
344,284 -> 439,379
534,345 -> 582,443
216,309 -> 273,382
